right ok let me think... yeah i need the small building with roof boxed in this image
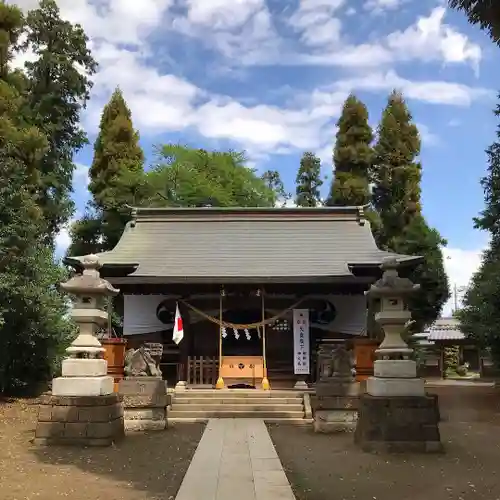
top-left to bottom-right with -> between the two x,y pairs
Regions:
412,318 -> 482,378
66,205 -> 421,388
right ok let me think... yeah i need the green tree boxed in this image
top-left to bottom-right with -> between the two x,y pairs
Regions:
372,91 -> 449,330
372,91 -> 422,248
146,144 -> 276,208
458,97 -> 500,364
0,2 -> 75,394
70,88 -> 144,255
327,94 -> 373,206
449,0 -> 500,45
262,169 -> 290,206
295,152 -> 323,207
22,0 -> 97,241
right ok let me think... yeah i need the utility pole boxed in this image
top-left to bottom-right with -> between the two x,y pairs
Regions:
452,284 -> 466,315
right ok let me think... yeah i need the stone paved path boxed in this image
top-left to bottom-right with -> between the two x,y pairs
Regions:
175,419 -> 296,500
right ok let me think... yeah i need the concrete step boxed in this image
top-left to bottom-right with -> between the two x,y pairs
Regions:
168,410 -> 305,419
170,403 -> 304,412
173,397 -> 303,405
174,390 -> 303,398
169,417 -> 312,425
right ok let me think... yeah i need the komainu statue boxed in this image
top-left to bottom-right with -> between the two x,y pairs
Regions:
124,342 -> 163,377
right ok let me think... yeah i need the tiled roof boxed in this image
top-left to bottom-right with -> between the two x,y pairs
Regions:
426,329 -> 465,341
68,206 -> 421,282
413,318 -> 466,341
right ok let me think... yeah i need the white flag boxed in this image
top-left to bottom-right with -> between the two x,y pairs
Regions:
172,303 -> 184,345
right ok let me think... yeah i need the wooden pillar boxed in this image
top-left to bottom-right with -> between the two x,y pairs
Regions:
261,289 -> 270,390
215,287 -> 225,389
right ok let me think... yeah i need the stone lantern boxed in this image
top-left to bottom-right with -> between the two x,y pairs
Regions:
354,257 -> 442,453
52,254 -> 119,396
365,257 -> 423,397
34,255 -> 124,447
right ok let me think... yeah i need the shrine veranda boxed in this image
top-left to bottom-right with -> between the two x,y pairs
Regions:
65,206 -> 421,389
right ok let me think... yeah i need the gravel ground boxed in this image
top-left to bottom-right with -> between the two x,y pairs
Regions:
268,386 -> 500,500
0,398 -> 204,500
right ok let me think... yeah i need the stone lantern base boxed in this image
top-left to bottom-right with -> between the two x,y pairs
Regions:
34,393 -> 124,447
354,393 -> 442,453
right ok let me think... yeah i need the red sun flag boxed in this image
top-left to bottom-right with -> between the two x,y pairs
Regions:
173,303 -> 184,345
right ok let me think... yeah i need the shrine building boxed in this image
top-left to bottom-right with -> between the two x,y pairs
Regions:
65,206 -> 420,390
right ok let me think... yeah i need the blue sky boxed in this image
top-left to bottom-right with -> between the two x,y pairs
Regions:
12,0 -> 499,314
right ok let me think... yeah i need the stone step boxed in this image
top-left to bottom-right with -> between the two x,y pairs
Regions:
168,410 -> 305,419
169,417 -> 312,425
173,397 -> 303,405
170,403 -> 304,412
174,390 -> 304,398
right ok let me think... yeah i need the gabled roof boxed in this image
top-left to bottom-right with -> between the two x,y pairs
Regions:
412,318 -> 466,342
66,206 -> 422,283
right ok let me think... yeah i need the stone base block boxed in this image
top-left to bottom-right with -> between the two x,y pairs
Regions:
314,409 -> 358,433
316,380 -> 359,397
125,419 -> 166,431
120,377 -> 167,432
294,380 -> 309,389
52,376 -> 114,396
119,377 -> 166,396
61,358 -> 108,377
34,393 -> 124,447
354,393 -> 442,453
366,377 -> 425,397
374,360 -> 416,378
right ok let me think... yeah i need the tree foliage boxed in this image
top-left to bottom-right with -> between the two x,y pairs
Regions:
458,98 -> 500,364
22,0 -> 97,241
372,91 -> 449,329
70,88 -> 144,255
327,94 -> 373,206
146,144 -> 277,208
262,169 -> 290,206
0,2 -> 75,394
449,0 -> 500,45
295,151 -> 323,207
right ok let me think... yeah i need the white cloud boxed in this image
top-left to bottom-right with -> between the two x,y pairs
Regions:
74,163 -> 90,189
386,7 -> 482,71
365,0 -> 404,13
184,0 -> 264,29
442,245 -> 487,317
416,123 -> 440,146
288,0 -> 345,47
334,70 -> 492,106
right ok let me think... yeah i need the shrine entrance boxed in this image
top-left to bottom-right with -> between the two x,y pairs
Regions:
220,308 -> 264,389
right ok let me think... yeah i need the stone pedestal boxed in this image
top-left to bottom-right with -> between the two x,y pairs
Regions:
34,393 -> 124,446
354,394 -> 442,453
354,258 -> 442,453
314,380 -> 359,433
33,255 -> 125,447
120,377 -> 168,431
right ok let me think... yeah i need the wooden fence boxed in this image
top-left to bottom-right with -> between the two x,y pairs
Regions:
186,356 -> 218,386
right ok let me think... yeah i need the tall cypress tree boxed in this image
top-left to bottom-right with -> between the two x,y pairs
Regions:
23,0 -> 97,242
327,94 -> 373,206
372,91 -> 449,329
458,97 -> 500,364
372,91 -> 422,248
295,152 -> 323,207
0,3 -> 74,394
70,88 -> 145,254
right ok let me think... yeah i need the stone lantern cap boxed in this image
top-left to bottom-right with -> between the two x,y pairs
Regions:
365,257 -> 420,299
60,254 -> 119,297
